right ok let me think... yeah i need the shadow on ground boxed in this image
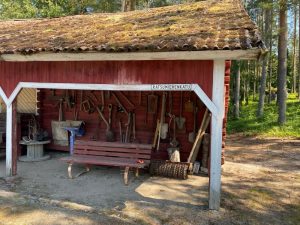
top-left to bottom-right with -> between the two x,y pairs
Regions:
0,134 -> 299,225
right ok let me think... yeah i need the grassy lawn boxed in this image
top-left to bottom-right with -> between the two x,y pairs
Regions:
227,94 -> 300,138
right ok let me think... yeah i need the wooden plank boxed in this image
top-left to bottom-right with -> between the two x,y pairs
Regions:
74,145 -> 151,154
74,149 -> 151,159
75,140 -> 152,150
60,155 -> 150,167
1,49 -> 261,62
209,60 -> 225,210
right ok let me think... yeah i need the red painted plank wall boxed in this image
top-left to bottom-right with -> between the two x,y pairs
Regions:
0,60 -> 213,98
40,90 -> 208,161
222,60 -> 231,164
0,60 -> 230,163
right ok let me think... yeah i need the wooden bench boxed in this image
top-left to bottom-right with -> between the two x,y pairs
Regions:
60,140 -> 152,185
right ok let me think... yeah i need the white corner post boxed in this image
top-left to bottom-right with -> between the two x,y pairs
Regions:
209,60 -> 226,210
5,102 -> 13,176
0,86 -> 13,177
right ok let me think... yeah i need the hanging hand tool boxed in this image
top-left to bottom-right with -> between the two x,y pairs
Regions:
125,112 -> 132,142
112,92 -> 128,115
175,91 -> 186,131
168,92 -> 173,137
188,105 -> 198,143
119,91 -> 135,109
105,91 -> 111,99
108,104 -> 115,141
147,92 -> 158,114
90,91 -> 101,104
170,114 -> 179,147
82,100 -> 91,113
184,91 -> 194,113
119,120 -> 123,142
96,105 -> 115,142
79,91 -> 83,111
152,119 -> 160,148
132,113 -> 136,141
74,106 -> 78,121
55,98 -> 65,121
157,92 -> 167,151
65,90 -> 71,109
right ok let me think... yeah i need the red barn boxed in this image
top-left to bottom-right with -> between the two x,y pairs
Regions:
0,0 -> 264,209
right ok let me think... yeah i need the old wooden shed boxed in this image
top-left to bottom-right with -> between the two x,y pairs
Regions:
0,0 -> 264,210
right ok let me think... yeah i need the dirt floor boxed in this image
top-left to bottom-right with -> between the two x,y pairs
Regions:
0,134 -> 299,225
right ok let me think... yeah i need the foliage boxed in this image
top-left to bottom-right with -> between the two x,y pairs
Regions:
0,0 -> 201,19
227,94 -> 300,138
0,0 -> 37,19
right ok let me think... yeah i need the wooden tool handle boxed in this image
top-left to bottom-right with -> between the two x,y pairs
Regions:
96,106 -> 109,128
108,104 -> 113,126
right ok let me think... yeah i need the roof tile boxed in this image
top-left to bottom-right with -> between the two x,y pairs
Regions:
0,0 -> 264,55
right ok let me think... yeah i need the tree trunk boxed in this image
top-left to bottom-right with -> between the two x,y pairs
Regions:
257,7 -> 271,117
257,58 -> 267,117
234,61 -> 240,119
268,9 -> 273,104
253,62 -> 257,101
292,5 -> 298,93
246,61 -> 250,105
122,0 -> 136,12
298,2 -> 300,99
277,0 -> 288,125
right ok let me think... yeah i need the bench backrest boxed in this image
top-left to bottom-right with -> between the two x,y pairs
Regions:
74,140 -> 152,164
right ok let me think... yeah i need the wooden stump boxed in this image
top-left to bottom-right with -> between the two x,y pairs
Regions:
19,140 -> 51,162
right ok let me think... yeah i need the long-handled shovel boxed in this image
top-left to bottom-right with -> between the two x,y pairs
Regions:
175,92 -> 186,131
157,92 -> 167,151
170,115 -> 179,147
96,105 -> 115,142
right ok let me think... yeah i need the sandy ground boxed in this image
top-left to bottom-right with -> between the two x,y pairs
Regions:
0,134 -> 299,225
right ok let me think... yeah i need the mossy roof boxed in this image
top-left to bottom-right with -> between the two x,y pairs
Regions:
0,0 -> 264,55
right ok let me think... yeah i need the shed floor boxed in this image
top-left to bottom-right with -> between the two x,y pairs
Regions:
0,152 -> 209,210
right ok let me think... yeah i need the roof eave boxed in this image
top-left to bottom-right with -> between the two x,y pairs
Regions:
0,49 -> 264,62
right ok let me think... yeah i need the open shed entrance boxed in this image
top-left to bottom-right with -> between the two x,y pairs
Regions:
15,88 -> 212,172
5,68 -> 226,210
8,87 -> 213,208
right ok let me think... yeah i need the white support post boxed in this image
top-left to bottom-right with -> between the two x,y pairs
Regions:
209,60 -> 226,210
6,103 -> 13,176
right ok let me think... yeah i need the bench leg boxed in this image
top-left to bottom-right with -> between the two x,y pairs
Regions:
68,163 -> 91,179
68,163 -> 74,179
124,166 -> 130,185
135,168 -> 139,177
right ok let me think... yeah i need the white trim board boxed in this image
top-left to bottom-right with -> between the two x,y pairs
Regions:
209,60 -> 226,210
0,87 -> 8,104
5,104 -> 12,176
0,49 -> 262,62
8,82 -> 220,117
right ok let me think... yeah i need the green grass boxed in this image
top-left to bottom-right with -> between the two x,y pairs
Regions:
227,94 -> 300,138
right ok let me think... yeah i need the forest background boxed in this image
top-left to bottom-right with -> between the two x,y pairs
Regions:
0,0 -> 299,137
